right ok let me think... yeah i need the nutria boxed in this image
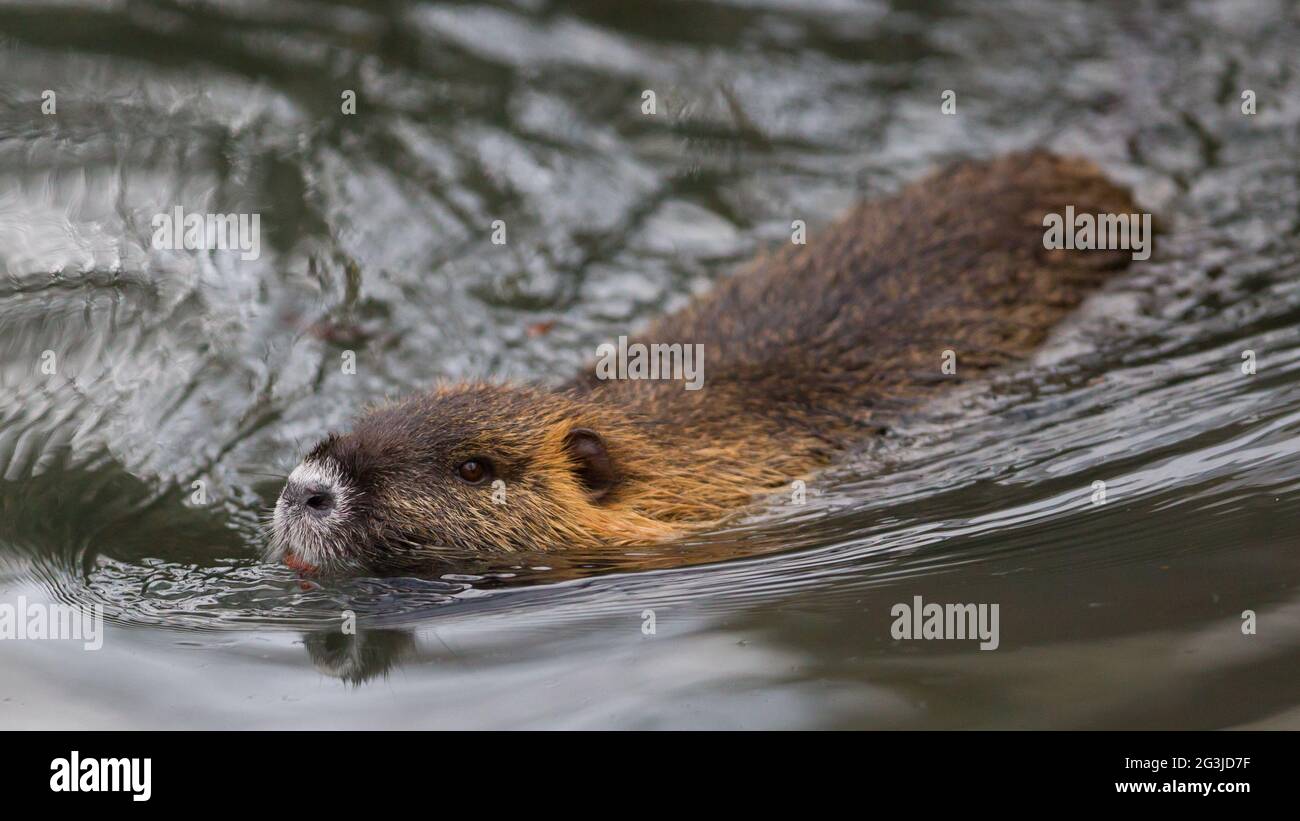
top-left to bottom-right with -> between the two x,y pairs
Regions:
269,151 -> 1140,574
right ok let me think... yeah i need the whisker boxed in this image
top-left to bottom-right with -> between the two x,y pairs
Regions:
244,471 -> 289,480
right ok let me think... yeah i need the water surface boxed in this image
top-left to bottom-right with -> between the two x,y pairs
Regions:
1,0 -> 1298,729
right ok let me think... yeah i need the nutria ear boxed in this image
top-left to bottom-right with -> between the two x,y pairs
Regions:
563,428 -> 618,502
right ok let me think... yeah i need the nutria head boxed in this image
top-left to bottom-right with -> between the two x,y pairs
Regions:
267,382 -> 686,574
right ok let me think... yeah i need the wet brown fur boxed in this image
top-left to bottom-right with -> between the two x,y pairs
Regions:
294,151 -> 1140,566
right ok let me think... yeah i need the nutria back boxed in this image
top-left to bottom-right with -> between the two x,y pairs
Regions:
578,150 -> 1138,440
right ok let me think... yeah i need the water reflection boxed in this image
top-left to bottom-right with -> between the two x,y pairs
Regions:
304,628 -> 417,686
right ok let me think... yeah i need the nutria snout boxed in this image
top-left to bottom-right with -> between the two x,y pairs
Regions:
269,150 -> 1143,574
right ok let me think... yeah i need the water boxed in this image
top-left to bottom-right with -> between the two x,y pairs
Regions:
1,0 -> 1298,729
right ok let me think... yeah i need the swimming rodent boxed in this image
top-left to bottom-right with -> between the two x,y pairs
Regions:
269,151 -> 1139,574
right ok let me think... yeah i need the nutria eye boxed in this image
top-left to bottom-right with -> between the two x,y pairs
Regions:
456,459 -> 491,485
